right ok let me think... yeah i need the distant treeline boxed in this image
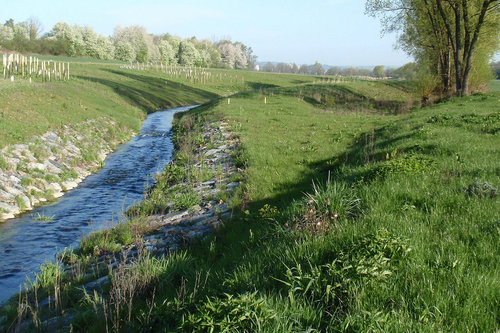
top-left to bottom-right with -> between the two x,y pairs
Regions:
259,61 -> 418,79
261,60 -> 500,81
492,61 -> 500,79
0,18 -> 257,70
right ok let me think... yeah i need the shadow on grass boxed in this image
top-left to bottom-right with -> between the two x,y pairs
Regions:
245,81 -> 280,91
272,83 -> 418,115
76,68 -> 218,114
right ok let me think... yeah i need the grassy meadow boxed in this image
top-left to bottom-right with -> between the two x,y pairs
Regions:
0,58 -> 498,331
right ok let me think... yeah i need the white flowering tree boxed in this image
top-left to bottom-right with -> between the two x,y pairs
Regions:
177,40 -> 199,66
218,41 -> 247,69
113,25 -> 159,63
0,25 -> 14,43
50,22 -> 85,56
114,41 -> 136,62
13,22 -> 29,41
159,40 -> 176,65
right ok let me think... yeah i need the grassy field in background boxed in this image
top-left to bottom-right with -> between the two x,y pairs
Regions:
0,59 -> 498,331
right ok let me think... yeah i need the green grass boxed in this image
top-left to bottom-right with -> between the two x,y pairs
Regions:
2,60 -> 499,331
487,79 -> 500,92
124,85 -> 497,331
0,63 -> 219,148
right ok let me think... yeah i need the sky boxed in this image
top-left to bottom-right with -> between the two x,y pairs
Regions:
3,0 -> 418,67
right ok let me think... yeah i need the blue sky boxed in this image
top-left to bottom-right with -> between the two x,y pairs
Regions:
3,0 -> 417,67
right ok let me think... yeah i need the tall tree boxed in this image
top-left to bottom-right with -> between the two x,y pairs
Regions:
366,0 -> 500,96
26,16 -> 42,41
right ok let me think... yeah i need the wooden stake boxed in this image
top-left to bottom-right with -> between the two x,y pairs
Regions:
2,54 -> 6,79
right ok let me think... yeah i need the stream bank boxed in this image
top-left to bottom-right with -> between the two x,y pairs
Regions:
2,111 -> 242,332
0,117 -> 135,221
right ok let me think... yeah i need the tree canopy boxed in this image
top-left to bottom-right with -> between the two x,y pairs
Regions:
0,18 -> 257,70
366,0 -> 500,96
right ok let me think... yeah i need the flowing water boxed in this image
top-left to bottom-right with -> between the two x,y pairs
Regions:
0,105 -> 196,303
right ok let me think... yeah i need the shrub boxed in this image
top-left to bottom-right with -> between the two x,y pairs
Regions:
181,292 -> 277,332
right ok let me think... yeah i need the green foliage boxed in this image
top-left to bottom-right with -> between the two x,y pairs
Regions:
0,156 -> 8,170
33,212 -> 55,222
372,65 -> 385,78
428,111 -> 500,135
173,190 -> 200,211
78,222 -> 133,256
59,167 -> 78,181
15,195 -> 26,210
182,292 -> 277,332
306,179 -> 361,221
20,177 -> 33,186
258,204 -> 279,219
157,163 -> 187,187
4,53 -> 500,332
33,261 -> 64,289
366,0 -> 500,96
378,153 -> 435,176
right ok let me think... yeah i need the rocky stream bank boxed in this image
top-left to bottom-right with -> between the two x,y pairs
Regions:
5,117 -> 241,332
0,118 -> 134,221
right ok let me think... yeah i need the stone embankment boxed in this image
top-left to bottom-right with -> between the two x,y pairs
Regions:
73,119 -> 239,285
0,118 -> 133,220
11,118 -> 241,332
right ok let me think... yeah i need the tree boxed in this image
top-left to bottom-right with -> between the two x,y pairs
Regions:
159,40 -> 175,64
373,65 -> 386,77
218,41 -> 236,68
13,22 -> 29,41
217,41 -> 247,69
393,62 -> 418,79
233,42 -> 248,69
26,16 -> 42,41
115,41 -> 136,62
326,66 -> 341,76
0,25 -> 14,42
50,22 -> 85,56
113,25 -> 159,63
366,0 -> 500,96
177,40 -> 199,66
312,61 -> 325,75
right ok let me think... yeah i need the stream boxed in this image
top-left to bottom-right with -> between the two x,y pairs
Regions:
0,105 -> 196,303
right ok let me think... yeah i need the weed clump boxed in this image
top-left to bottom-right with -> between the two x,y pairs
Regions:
289,178 -> 360,235
465,180 -> 498,198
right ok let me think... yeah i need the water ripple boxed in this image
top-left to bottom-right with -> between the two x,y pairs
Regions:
0,105 -> 197,302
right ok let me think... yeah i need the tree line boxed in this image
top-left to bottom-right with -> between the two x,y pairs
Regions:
0,18 -> 257,70
259,61 -> 418,79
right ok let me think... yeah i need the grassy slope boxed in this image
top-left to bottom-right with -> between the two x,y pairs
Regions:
140,85 -> 498,331
0,63 -> 219,148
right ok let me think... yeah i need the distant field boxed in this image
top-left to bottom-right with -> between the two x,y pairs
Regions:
488,79 -> 500,92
